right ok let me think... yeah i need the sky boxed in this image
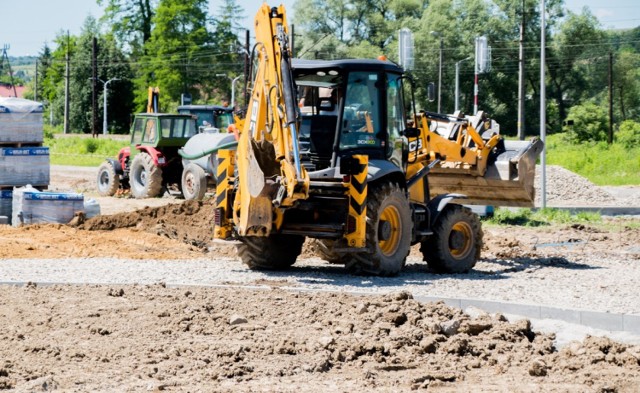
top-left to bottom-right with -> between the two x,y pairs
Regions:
0,0 -> 637,57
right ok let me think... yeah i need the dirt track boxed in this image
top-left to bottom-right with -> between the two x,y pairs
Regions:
0,166 -> 638,391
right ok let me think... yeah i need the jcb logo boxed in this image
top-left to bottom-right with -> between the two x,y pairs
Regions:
408,138 -> 423,152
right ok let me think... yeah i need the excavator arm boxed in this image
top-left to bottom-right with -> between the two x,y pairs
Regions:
233,4 -> 309,237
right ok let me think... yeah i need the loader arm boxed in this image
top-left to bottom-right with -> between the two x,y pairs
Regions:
233,4 -> 310,236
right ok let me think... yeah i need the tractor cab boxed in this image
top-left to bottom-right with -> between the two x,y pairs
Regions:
293,59 -> 406,172
177,105 -> 234,132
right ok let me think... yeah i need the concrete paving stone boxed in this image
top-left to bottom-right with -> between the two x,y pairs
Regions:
622,314 -> 640,335
580,310 -> 624,331
540,306 -> 582,324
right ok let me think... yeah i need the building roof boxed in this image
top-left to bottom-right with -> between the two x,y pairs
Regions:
0,84 -> 25,98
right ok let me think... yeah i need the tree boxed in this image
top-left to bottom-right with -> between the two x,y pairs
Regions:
136,0 -> 213,110
98,0 -> 157,55
546,9 -> 606,127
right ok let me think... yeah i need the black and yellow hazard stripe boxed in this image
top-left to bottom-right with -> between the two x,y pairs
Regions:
214,149 -> 235,239
345,155 -> 367,248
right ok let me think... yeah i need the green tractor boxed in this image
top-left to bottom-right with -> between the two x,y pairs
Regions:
96,113 -> 198,198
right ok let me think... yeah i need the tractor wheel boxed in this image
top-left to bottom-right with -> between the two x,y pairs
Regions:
181,163 -> 207,201
237,234 -> 305,270
310,239 -> 348,264
420,204 -> 483,273
130,153 -> 163,199
96,161 -> 120,196
347,183 -> 412,276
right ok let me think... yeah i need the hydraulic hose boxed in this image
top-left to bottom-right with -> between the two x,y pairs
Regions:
177,141 -> 239,160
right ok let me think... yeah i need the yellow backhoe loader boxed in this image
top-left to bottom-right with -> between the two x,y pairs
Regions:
212,4 -> 543,275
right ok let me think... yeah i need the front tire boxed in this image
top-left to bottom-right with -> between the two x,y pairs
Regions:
421,205 -> 483,273
96,161 -> 119,196
181,163 -> 207,201
237,234 -> 305,270
130,153 -> 163,199
347,183 -> 412,276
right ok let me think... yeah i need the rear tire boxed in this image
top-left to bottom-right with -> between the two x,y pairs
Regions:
421,205 -> 483,273
181,163 -> 207,201
96,161 -> 119,196
237,234 -> 305,270
347,183 -> 412,276
130,153 -> 163,199
310,239 -> 348,264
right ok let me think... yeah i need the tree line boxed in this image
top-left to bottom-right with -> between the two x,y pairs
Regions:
22,0 -> 640,143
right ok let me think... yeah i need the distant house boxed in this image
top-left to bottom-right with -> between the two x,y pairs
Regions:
0,84 -> 25,98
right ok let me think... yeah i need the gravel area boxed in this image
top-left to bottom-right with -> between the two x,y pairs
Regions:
535,165 -> 640,207
2,248 -> 639,316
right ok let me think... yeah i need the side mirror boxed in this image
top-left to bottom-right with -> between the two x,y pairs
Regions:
427,82 -> 435,102
404,127 -> 420,138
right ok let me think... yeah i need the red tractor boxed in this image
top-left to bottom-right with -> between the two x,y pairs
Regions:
96,113 -> 198,198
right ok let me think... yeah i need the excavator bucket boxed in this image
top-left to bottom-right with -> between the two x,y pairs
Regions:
428,138 -> 544,207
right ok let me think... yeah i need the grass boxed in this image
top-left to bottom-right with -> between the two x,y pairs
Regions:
545,133 -> 640,186
44,127 -> 127,167
484,207 -> 602,227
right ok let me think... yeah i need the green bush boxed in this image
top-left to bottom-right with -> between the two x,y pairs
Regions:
616,120 -> 640,148
564,102 -> 608,143
83,138 -> 99,154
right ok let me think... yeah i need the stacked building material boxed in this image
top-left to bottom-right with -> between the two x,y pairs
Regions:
12,186 -> 84,227
0,97 -> 49,190
0,190 -> 11,223
0,98 -> 43,144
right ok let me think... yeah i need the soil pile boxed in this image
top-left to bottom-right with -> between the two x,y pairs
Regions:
0,285 -> 637,391
81,200 -> 217,250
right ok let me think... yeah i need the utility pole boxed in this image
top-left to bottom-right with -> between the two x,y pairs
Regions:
92,37 -> 98,138
429,31 -> 443,113
455,57 -> 472,112
608,51 -> 614,145
34,60 -> 39,102
1,45 -> 18,97
64,31 -> 70,134
540,0 -> 547,208
244,29 -> 250,107
290,24 -> 295,58
517,0 -> 526,140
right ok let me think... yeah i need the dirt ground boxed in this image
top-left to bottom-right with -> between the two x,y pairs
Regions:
0,166 -> 638,391
1,285 -> 639,392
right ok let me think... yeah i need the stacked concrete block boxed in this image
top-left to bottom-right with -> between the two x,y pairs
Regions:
0,190 -> 11,224
0,147 -> 50,187
12,186 -> 84,227
0,97 -> 44,144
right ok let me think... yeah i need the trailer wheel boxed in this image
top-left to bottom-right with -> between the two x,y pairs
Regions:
421,204 -> 483,273
348,183 -> 412,276
96,161 -> 120,196
237,234 -> 305,270
130,153 -> 163,199
181,163 -> 207,201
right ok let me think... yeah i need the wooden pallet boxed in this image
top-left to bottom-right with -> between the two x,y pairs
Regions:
0,184 -> 48,191
0,141 -> 44,148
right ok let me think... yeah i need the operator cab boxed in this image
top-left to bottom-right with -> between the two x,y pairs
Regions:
293,59 -> 407,172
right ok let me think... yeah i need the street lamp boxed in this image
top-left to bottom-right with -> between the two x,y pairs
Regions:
430,31 -> 443,113
454,57 -> 472,112
91,77 -> 120,135
102,78 -> 119,135
216,74 -> 243,108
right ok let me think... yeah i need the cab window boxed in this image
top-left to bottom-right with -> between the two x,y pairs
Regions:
340,71 -> 382,150
143,119 -> 157,143
131,117 -> 144,144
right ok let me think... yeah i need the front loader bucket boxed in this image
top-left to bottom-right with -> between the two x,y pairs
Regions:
428,138 -> 544,207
